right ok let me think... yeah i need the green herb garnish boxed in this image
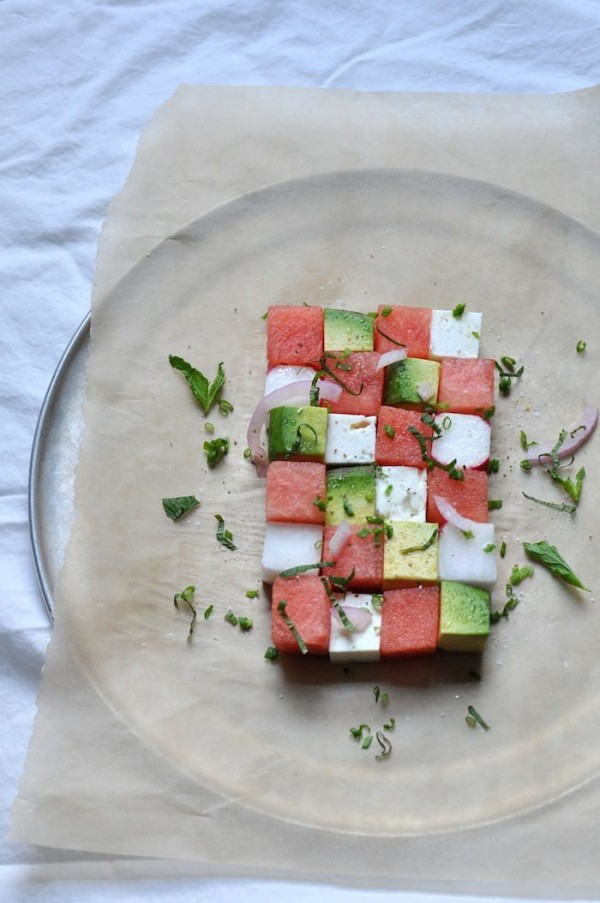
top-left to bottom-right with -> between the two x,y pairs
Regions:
278,601 -> 308,653
375,730 -> 392,759
238,616 -> 253,632
162,495 -> 200,521
483,543 -> 496,553
576,340 -> 587,354
264,646 -> 279,661
203,604 -> 214,620
487,457 -> 500,474
169,356 -> 226,415
279,562 -> 335,578
509,564 -> 533,586
218,399 -> 234,415
383,717 -> 396,731
204,422 -> 215,433
373,686 -> 389,705
520,430 -> 537,451
500,540 -> 507,558
342,495 -> 355,517
400,526 -> 438,554
522,492 -> 576,514
349,723 -> 371,740
466,705 -> 490,731
215,514 -> 236,550
490,585 -> 520,623
203,436 -> 229,468
173,585 -> 197,643
523,540 -> 588,590
243,447 -> 253,460
224,611 -> 239,626
384,424 -> 396,439
452,303 -> 466,318
488,499 -> 503,510
245,589 -> 259,599
381,306 -> 393,318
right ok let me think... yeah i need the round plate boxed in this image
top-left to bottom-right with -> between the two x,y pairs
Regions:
34,169 -> 600,840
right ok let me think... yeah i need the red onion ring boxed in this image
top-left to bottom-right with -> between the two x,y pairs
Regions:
523,407 -> 598,465
331,604 -> 373,632
328,520 -> 352,557
376,348 -> 407,371
247,378 -> 342,475
433,494 -> 479,532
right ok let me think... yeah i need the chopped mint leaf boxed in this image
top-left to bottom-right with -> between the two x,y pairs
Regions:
452,303 -> 466,318
523,540 -> 588,591
169,356 -> 225,415
162,495 -> 200,520
203,436 -> 229,468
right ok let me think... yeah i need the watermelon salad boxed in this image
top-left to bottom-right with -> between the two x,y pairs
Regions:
248,303 -> 501,663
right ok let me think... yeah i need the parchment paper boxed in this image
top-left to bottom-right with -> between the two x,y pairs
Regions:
12,85 -> 600,893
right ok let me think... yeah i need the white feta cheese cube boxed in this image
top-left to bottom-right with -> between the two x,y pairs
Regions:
329,593 -> 382,663
325,414 -> 376,465
264,365 -> 316,396
430,309 -> 482,360
261,523 -> 323,584
432,413 -> 491,470
375,465 -> 427,521
438,522 -> 497,588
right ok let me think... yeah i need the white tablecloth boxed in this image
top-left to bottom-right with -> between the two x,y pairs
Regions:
3,2 -> 600,900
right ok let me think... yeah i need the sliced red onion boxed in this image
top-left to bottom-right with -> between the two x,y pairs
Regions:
376,348 -> 407,371
433,494 -> 479,532
523,407 -> 599,465
246,378 -> 342,475
328,520 -> 352,557
417,381 -> 436,402
331,604 -> 373,632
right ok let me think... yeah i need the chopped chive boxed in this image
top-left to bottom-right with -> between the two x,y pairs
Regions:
362,734 -> 374,750
381,306 -> 393,317
384,424 -> 396,439
483,543 -> 496,553
203,436 -> 229,467
500,540 -> 507,558
224,611 -> 238,626
238,616 -> 253,632
373,686 -> 389,705
343,495 -> 355,517
204,422 -> 215,433
313,495 -> 327,512
245,589 -> 259,599
488,499 -> 503,511
384,483 -> 393,496
243,447 -> 252,460
576,339 -> 587,354
482,405 -> 495,420
264,646 -> 279,661
218,399 -> 234,415
522,492 -> 576,514
383,717 -> 396,731
349,723 -> 371,740
472,331 -> 480,339
487,457 -> 500,474
509,564 -> 534,585
203,603 -> 214,619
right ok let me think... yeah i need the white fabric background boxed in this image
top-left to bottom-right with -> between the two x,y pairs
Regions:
3,1 -> 600,900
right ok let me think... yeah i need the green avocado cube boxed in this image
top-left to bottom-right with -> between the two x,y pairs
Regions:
324,308 -> 374,352
383,357 -> 440,407
437,580 -> 490,652
383,521 -> 439,588
325,465 -> 376,525
268,405 -> 328,461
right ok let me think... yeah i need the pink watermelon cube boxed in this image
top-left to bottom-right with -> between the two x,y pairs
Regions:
437,358 -> 495,415
320,351 -> 384,416
426,468 -> 489,524
266,461 -> 327,524
380,586 -> 440,657
375,405 -> 433,468
271,574 -> 331,655
267,305 -> 323,368
374,305 -> 431,359
321,524 -> 384,592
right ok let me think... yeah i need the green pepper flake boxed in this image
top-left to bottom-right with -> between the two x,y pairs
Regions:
264,646 -> 279,661
452,303 -> 466,319
576,339 -> 587,354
